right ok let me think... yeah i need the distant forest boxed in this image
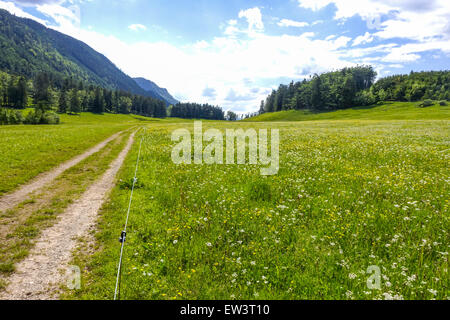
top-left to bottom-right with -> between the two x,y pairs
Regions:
259,66 -> 450,114
169,102 -> 225,120
0,70 -> 167,125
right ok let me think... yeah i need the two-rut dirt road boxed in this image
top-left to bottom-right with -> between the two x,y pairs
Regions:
0,130 -> 137,300
0,131 -> 125,213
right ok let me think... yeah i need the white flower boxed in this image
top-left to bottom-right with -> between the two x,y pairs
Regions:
173,240 -> 178,244
428,289 -> 438,296
206,242 -> 212,247
250,261 -> 256,266
383,293 -> 393,300
348,273 -> 357,279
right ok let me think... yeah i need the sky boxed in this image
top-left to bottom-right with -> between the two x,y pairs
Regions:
1,0 -> 450,113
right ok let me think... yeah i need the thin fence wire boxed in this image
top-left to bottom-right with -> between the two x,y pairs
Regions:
114,129 -> 144,300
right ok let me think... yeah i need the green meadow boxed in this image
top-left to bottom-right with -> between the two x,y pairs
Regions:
244,102 -> 449,122
63,104 -> 449,300
0,112 -> 153,195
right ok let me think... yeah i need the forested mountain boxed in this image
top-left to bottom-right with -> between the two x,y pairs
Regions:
0,9 -> 167,99
133,77 -> 178,106
260,67 -> 450,114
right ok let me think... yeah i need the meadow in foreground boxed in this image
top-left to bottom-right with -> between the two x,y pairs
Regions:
68,118 -> 449,300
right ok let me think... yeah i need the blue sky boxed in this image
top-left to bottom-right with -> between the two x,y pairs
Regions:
2,0 -> 450,112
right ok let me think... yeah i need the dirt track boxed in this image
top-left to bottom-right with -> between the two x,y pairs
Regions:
0,131 -> 124,213
0,132 -> 136,300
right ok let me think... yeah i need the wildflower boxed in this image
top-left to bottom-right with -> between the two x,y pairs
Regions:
383,293 -> 393,300
206,242 -> 212,247
428,289 -> 437,296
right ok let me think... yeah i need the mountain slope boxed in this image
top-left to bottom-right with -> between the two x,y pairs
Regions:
133,77 -> 179,106
0,9 -> 149,96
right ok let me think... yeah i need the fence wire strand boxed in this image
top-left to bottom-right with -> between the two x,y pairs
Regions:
114,129 -> 144,300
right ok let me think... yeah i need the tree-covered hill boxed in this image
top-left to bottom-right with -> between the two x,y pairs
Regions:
133,77 -> 179,106
260,66 -> 450,114
0,9 -> 171,100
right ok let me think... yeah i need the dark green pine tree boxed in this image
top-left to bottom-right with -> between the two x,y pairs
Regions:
81,95 -> 89,112
69,89 -> 81,114
6,77 -> 16,108
93,87 -> 105,113
16,77 -> 28,109
259,100 -> 265,114
34,72 -> 52,112
58,90 -> 68,113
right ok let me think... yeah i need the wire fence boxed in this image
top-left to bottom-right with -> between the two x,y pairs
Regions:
114,129 -> 145,300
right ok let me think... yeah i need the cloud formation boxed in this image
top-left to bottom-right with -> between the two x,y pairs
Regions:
128,24 -> 147,32
277,19 -> 309,28
238,7 -> 264,33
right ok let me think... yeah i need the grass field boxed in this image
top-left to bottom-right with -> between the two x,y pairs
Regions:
243,102 -> 450,122
65,107 -> 449,300
0,112 -> 151,196
0,131 -> 131,277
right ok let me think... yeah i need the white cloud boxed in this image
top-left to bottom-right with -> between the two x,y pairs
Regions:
352,32 -> 374,46
277,19 -> 309,28
297,0 -> 448,19
37,3 -> 80,28
297,0 -> 450,41
382,52 -> 421,63
128,24 -> 147,32
0,1 -> 48,25
381,40 -> 450,62
238,7 -> 264,33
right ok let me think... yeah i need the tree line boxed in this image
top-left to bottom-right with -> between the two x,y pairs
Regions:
0,70 -> 167,125
370,71 -> 450,102
169,102 -> 225,120
260,66 -> 450,114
